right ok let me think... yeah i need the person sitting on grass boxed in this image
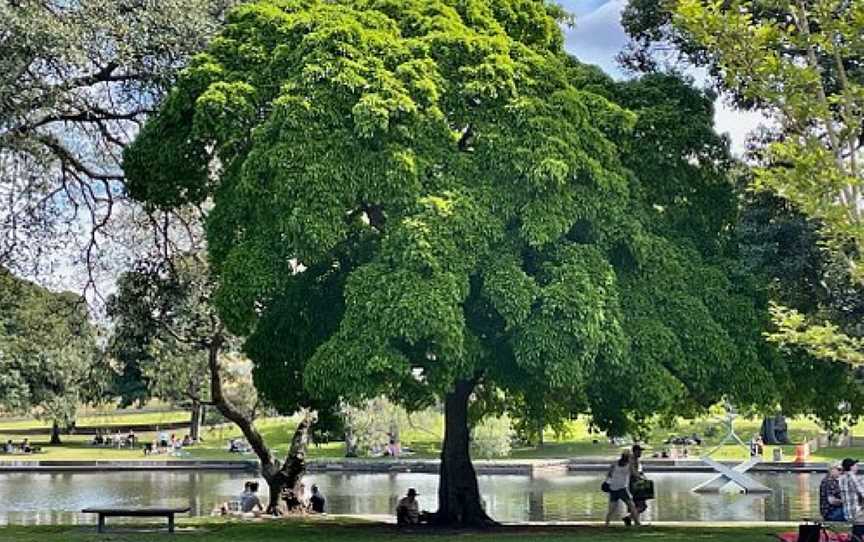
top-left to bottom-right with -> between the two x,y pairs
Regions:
220,481 -> 252,516
3,440 -> 14,454
20,439 -> 31,454
241,482 -> 264,515
282,487 -> 303,512
229,438 -> 250,453
309,485 -> 326,513
396,488 -> 422,525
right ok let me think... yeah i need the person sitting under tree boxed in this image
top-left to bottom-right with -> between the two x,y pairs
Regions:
396,488 -> 423,525
309,485 -> 326,513
241,482 -> 264,515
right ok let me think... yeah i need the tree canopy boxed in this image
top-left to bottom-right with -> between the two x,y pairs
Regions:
107,258 -> 217,437
623,0 -> 864,369
0,0 -> 236,289
126,0 -> 794,525
0,267 -> 101,435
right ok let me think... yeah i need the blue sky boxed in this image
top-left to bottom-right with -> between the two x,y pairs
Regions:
558,0 -> 765,154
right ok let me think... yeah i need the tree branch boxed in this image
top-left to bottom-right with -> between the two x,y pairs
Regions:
34,134 -> 123,181
207,334 -> 276,473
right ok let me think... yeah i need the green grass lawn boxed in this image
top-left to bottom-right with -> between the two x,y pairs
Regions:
0,407 -> 859,463
0,409 -> 190,432
0,519 -> 796,542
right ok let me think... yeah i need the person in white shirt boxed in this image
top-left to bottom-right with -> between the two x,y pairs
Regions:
605,450 -> 641,527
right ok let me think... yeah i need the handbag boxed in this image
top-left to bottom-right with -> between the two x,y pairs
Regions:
601,480 -> 611,493
630,478 -> 655,501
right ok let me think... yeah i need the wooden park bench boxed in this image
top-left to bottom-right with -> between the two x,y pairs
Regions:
81,506 -> 190,533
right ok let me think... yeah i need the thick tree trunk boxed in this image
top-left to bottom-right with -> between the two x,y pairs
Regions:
761,416 -> 778,445
434,379 -> 495,527
50,422 -> 62,445
269,409 -> 315,513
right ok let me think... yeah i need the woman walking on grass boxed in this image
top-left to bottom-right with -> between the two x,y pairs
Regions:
605,450 -> 641,527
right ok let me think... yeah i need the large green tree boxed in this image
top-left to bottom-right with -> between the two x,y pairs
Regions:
622,0 -> 864,365
125,0 -> 782,525
0,267 -> 102,443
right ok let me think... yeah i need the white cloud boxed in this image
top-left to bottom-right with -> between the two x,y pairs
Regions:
713,100 -> 768,156
563,0 -> 628,78
560,0 -> 768,156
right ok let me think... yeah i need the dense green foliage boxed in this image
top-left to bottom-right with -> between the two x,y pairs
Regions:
107,259 -> 214,410
125,0 -> 791,441
0,268 -> 101,428
738,193 -> 864,426
622,0 -> 864,368
673,0 -> 864,262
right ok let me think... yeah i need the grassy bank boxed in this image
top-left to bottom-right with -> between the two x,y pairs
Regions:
0,408 -> 859,463
0,519 -> 795,542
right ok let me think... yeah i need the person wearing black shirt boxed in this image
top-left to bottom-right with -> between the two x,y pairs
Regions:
309,485 -> 326,513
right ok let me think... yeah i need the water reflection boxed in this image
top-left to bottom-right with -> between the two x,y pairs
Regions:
0,470 -> 822,525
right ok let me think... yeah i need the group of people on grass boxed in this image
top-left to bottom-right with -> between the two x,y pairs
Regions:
2,438 -> 35,454
91,429 -> 137,448
227,438 -> 252,454
214,481 -> 423,525
220,480 -> 326,516
143,431 -> 195,455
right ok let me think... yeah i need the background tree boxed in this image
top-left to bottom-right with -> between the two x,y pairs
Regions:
108,261 -> 214,441
0,0 -> 236,295
125,0 -> 795,526
0,267 -> 103,443
622,0 -> 864,365
107,254 -> 331,513
738,189 -> 864,428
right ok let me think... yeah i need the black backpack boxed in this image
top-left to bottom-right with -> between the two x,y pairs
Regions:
797,521 -> 823,542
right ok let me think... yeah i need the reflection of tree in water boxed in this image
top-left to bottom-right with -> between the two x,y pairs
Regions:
527,489 -> 544,521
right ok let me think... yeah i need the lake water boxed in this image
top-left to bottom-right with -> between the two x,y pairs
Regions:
0,470 -> 822,525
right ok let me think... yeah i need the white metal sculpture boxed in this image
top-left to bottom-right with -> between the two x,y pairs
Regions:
692,404 -> 772,494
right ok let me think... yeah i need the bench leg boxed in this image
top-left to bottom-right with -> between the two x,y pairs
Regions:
97,515 -> 105,533
168,514 -> 175,533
